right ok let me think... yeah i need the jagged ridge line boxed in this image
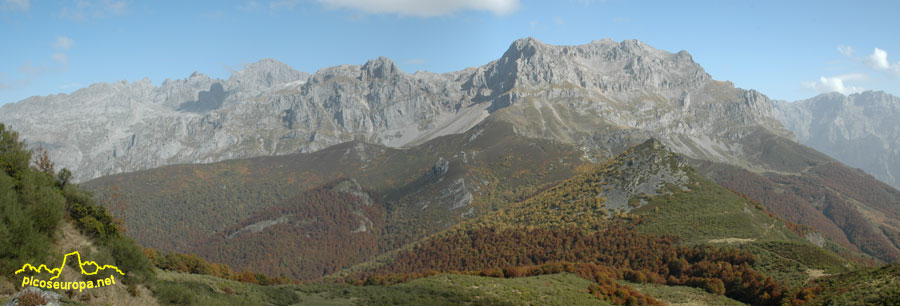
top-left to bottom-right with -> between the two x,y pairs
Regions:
14,251 -> 125,280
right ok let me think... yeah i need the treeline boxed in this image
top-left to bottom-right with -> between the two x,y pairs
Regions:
142,248 -> 296,286
0,123 -> 154,288
353,225 -> 814,306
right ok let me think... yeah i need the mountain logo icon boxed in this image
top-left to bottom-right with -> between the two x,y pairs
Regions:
15,251 -> 124,292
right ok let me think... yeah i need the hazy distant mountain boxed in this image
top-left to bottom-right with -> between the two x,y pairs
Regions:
0,58 -> 310,182
774,91 -> 900,190
0,37 -> 789,182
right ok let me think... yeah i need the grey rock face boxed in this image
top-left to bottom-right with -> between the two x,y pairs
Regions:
774,91 -> 900,189
602,138 -> 690,212
480,38 -> 788,170
0,38 -> 794,182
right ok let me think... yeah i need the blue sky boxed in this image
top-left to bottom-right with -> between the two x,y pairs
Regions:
1,0 -> 899,105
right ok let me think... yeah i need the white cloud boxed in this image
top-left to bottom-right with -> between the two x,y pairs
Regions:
803,73 -> 866,95
54,36 -> 75,50
2,0 -> 29,11
52,53 -> 69,67
837,45 -> 854,57
866,48 -> 890,70
316,0 -> 519,17
864,48 -> 900,76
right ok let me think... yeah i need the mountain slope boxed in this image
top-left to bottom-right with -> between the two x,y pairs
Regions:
698,160 -> 900,263
194,180 -> 387,280
344,140 -> 847,305
774,91 -> 900,190
84,120 -> 588,280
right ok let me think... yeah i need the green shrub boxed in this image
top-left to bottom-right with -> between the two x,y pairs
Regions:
260,286 -> 300,305
0,123 -> 31,181
107,236 -> 155,284
153,281 -> 197,305
0,172 -> 52,278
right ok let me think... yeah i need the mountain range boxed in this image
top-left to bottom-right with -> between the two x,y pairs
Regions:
49,39 -> 890,264
0,37 -> 784,183
2,37 -> 900,305
3,37 -> 898,193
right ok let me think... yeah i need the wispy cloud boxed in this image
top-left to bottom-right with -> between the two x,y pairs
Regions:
0,72 -> 30,90
238,0 -> 262,11
270,0 -> 302,10
52,53 -> 69,67
1,0 -> 29,11
59,0 -> 129,21
54,36 -> 75,50
316,0 -> 520,17
200,9 -> 226,20
2,36 -> 73,91
803,73 -> 866,95
837,45 -> 854,57
554,16 -> 565,26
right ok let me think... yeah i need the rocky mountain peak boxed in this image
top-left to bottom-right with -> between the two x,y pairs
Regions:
485,37 -> 711,93
226,58 -> 309,92
361,56 -> 400,81
619,39 -> 650,52
501,37 -> 546,60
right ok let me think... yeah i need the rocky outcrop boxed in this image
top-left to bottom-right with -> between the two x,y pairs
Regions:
3,287 -> 62,306
601,138 -> 690,211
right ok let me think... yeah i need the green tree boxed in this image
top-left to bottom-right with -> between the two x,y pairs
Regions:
0,123 -> 31,181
